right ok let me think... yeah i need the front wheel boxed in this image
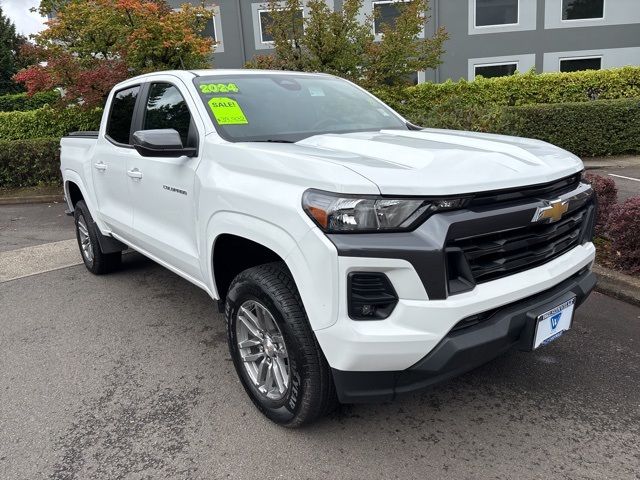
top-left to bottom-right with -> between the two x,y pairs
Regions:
226,262 -> 337,427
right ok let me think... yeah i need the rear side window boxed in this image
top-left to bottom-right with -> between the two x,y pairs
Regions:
106,86 -> 140,145
143,83 -> 192,146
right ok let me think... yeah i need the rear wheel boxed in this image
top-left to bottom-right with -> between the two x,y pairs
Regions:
226,262 -> 337,427
74,200 -> 121,274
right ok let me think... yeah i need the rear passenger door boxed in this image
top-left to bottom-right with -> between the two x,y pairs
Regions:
91,85 -> 140,236
127,79 -> 203,280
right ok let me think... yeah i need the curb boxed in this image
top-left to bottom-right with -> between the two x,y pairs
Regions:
0,194 -> 64,205
593,263 -> 640,307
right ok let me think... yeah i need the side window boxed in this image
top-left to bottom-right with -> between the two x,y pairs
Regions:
143,83 -> 193,146
106,86 -> 140,145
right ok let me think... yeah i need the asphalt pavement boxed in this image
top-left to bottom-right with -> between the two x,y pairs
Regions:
0,202 -> 73,253
590,166 -> 640,202
1,250 -> 639,480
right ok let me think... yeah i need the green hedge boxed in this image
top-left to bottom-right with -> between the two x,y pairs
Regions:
379,66 -> 640,120
0,91 -> 60,112
0,106 -> 103,140
498,98 -> 640,157
376,67 -> 640,157
0,138 -> 61,188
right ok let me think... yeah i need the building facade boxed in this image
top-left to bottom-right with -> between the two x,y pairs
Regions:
170,0 -> 640,82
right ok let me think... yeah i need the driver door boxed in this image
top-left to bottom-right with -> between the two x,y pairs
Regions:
126,80 -> 203,280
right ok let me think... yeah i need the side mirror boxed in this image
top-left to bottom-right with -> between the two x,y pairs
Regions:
132,129 -> 197,158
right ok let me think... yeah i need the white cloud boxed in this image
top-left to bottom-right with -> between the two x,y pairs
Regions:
1,0 -> 47,37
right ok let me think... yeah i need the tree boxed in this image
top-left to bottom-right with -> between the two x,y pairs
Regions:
245,0 -> 448,88
15,0 -> 214,107
0,7 -> 26,94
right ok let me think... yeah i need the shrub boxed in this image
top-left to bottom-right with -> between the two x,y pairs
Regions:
606,196 -> 640,274
0,106 -> 102,140
378,67 -> 640,153
0,91 -> 59,112
583,173 -> 618,236
498,98 -> 640,157
0,138 -> 61,188
383,67 -> 640,122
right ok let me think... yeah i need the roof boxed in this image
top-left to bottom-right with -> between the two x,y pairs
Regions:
111,69 -> 335,91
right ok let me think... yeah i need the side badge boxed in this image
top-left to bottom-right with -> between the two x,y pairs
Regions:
163,185 -> 187,196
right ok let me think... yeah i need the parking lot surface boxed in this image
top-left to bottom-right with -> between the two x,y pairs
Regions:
0,202 -> 72,253
588,162 -> 640,202
1,249 -> 639,480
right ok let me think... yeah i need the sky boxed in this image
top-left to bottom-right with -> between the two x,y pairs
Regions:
1,0 -> 47,37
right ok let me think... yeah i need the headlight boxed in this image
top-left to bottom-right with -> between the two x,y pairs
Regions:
302,189 -> 468,233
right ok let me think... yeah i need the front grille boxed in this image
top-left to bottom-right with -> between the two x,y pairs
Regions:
448,204 -> 590,284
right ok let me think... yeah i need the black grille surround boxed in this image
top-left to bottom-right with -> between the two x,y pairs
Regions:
468,172 -> 582,207
448,203 -> 590,285
445,182 -> 596,293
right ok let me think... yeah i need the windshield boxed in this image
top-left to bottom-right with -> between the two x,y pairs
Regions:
193,74 -> 407,142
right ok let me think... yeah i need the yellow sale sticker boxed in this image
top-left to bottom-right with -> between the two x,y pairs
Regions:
208,97 -> 248,125
200,83 -> 240,94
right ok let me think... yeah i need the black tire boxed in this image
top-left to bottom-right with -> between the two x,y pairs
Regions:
74,200 -> 121,275
226,261 -> 337,427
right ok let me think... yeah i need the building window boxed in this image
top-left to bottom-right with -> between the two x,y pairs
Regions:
186,6 -> 223,51
562,0 -> 604,21
474,62 -> 518,78
475,0 -> 518,27
373,0 -> 409,35
259,9 -> 304,43
203,14 -> 216,42
559,56 -> 602,72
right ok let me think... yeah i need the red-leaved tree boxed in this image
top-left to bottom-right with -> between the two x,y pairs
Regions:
15,0 -> 214,108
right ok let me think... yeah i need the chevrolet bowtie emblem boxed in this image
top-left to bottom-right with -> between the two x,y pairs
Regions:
532,199 -> 569,223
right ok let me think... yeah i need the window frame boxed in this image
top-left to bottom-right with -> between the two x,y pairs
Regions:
139,80 -> 199,151
473,0 -> 520,28
175,6 -> 224,52
209,12 -> 217,42
558,55 -> 603,72
104,84 -> 142,149
561,0 -> 605,22
473,61 -> 519,79
258,7 -> 305,45
371,0 -> 411,36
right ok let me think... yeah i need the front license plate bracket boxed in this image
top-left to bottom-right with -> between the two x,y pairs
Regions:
519,291 -> 578,351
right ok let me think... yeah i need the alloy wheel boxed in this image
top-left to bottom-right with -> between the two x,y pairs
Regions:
235,300 -> 290,401
77,215 -> 94,264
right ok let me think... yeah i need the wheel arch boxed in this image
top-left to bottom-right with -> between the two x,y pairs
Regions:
64,171 -> 123,252
63,171 -> 99,219
206,212 -> 299,300
205,212 -> 339,331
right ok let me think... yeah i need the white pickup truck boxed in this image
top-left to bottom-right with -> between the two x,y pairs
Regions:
61,69 -> 597,427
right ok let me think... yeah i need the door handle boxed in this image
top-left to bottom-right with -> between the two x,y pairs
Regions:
94,162 -> 107,171
127,168 -> 143,180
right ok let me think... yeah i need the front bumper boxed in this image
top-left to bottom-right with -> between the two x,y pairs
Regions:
331,266 -> 596,403
314,242 -> 595,372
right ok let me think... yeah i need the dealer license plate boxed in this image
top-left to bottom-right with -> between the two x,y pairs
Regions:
533,297 -> 576,349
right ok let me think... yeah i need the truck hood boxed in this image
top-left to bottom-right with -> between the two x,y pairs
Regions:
293,129 -> 584,195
